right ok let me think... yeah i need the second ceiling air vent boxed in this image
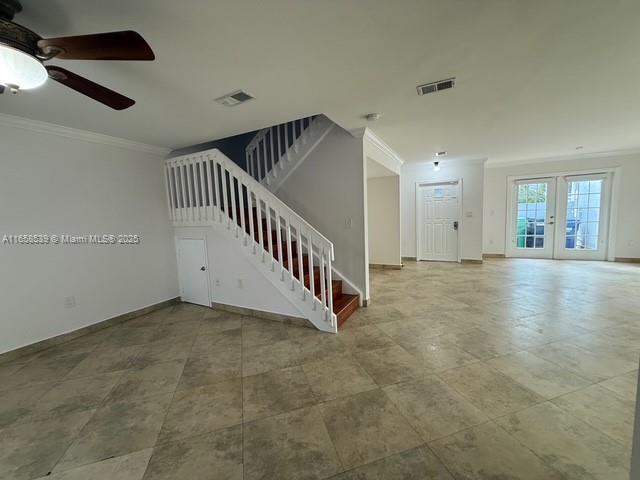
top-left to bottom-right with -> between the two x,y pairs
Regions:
215,90 -> 255,107
417,77 -> 456,96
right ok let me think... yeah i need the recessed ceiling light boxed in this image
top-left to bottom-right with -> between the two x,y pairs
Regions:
575,145 -> 584,150
365,113 -> 381,121
435,151 -> 447,157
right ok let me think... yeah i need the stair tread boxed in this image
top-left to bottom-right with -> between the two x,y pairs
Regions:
333,294 -> 359,312
334,294 -> 359,328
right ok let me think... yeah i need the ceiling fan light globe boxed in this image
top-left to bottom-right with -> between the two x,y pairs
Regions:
0,44 -> 47,90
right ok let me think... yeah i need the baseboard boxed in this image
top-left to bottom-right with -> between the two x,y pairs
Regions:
461,259 -> 483,264
401,256 -> 417,262
483,253 -> 506,259
369,263 -> 403,270
615,257 -> 640,263
211,302 -> 313,329
0,297 -> 180,365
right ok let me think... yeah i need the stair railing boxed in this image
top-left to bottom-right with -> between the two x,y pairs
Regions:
245,116 -> 315,184
165,148 -> 336,329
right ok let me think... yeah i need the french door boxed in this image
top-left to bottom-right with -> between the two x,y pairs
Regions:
509,178 -> 557,258
508,173 -> 611,260
554,174 -> 610,260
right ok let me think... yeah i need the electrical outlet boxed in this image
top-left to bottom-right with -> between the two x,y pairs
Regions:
489,239 -> 494,245
64,296 -> 76,309
465,211 -> 473,218
237,279 -> 243,289
629,240 -> 635,247
215,279 -> 221,287
345,218 -> 353,229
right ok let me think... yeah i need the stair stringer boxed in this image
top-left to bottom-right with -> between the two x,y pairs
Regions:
192,216 -> 338,334
263,115 -> 335,193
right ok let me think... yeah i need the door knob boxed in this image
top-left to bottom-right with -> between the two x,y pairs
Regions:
200,266 -> 206,271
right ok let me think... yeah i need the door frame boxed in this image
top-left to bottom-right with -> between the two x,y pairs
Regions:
415,178 -> 463,263
175,235 -> 212,307
504,167 -> 620,261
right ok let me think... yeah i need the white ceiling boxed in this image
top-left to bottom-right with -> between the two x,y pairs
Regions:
2,0 -> 640,164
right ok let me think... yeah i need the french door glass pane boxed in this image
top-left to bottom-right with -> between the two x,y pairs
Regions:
565,179 -> 603,250
516,182 -> 547,249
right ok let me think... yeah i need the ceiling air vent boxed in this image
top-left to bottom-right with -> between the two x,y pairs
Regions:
417,77 -> 456,96
215,90 -> 255,107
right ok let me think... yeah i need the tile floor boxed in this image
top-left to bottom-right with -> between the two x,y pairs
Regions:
0,258 -> 638,479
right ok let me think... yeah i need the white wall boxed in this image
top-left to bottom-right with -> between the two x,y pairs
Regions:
173,226 -> 301,317
401,159 -> 485,260
483,153 -> 640,258
0,119 -> 178,354
367,176 -> 401,266
275,126 -> 368,299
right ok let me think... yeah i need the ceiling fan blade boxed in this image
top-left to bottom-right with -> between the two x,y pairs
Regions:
38,31 -> 155,61
46,66 -> 135,110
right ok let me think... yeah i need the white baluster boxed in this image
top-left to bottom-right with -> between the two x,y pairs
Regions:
212,157 -> 222,222
265,205 -> 274,269
198,156 -> 206,220
284,122 -> 290,162
247,188 -> 255,253
294,120 -> 301,153
327,246 -> 334,324
270,127 -> 276,175
164,164 -> 173,221
262,137 -> 269,185
231,174 -> 239,236
276,124 -> 283,171
276,212 -> 283,280
256,196 -> 264,261
238,181 -> 246,244
187,157 -> 196,222
296,226 -> 304,298
286,219 -> 294,290
206,157 -> 214,220
256,142 -> 262,181
180,160 -> 187,223
319,246 -> 327,319
222,163 -> 231,228
307,235 -> 315,308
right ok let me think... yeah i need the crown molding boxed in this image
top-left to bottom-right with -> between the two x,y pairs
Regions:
485,148 -> 640,168
363,128 -> 405,166
0,113 -> 170,156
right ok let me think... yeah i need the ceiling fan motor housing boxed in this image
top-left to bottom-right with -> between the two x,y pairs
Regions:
0,18 -> 40,57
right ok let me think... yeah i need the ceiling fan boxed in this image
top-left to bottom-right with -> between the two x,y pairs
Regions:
0,0 -> 154,110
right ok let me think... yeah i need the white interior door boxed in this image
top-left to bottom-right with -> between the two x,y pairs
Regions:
176,238 -> 210,306
509,178 -> 556,258
417,182 -> 459,262
554,174 -> 611,260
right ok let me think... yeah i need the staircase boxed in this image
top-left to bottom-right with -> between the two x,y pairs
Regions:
164,147 -> 359,332
245,115 -> 334,191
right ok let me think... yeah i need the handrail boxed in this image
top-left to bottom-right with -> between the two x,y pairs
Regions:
165,148 -> 336,327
